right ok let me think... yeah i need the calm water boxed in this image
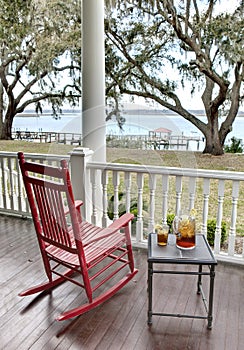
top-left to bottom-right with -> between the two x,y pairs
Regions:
13,113 -> 82,134
13,112 -> 244,152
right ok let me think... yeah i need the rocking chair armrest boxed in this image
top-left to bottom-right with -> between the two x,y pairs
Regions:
108,213 -> 134,230
82,213 -> 134,247
74,200 -> 83,209
64,200 -> 83,215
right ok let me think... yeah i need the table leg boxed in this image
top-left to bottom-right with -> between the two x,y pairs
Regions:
147,262 -> 153,325
197,264 -> 202,294
207,264 -> 216,329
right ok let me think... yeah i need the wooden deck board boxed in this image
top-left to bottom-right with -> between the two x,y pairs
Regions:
0,214 -> 243,350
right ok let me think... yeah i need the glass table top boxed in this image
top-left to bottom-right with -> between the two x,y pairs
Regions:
148,233 -> 217,265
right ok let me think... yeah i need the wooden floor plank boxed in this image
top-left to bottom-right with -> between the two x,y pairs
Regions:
0,215 -> 243,350
79,254 -> 147,350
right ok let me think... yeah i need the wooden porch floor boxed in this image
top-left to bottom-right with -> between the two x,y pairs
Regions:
1,214 -> 243,350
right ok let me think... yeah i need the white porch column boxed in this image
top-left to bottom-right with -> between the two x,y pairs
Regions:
82,0 -> 106,162
70,147 -> 94,221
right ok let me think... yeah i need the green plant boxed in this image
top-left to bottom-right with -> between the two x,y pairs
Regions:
167,213 -> 175,233
207,219 -> 227,246
224,137 -> 244,153
107,192 -> 149,237
107,192 -> 147,222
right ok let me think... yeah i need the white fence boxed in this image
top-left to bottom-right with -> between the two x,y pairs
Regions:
0,149 -> 244,265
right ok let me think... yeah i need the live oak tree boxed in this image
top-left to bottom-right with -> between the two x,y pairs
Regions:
105,0 -> 244,155
0,0 -> 81,140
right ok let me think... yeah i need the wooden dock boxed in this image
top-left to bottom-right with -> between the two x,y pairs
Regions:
106,134 -> 203,150
12,130 -> 203,150
12,130 -> 82,145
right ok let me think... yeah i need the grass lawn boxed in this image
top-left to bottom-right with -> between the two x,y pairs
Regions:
1,140 -> 244,171
107,147 -> 244,172
0,140 -> 74,155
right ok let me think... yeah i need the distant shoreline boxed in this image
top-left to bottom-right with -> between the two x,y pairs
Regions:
17,108 -> 244,118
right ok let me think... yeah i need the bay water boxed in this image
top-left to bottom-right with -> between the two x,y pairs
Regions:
13,111 -> 244,152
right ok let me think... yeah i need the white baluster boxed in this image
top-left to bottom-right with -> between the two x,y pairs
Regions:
16,156 -> 25,213
8,158 -> 14,210
214,180 -> 225,254
148,174 -> 156,233
228,181 -> 239,256
113,171 -> 120,220
202,178 -> 210,236
136,173 -> 144,242
124,172 -> 131,213
188,177 -> 196,210
12,164 -> 19,211
90,168 -> 98,225
4,158 -> 9,209
124,171 -> 133,237
162,174 -> 169,224
0,158 -> 6,209
101,169 -> 108,227
175,175 -> 182,215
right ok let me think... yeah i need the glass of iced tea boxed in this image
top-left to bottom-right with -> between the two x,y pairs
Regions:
155,224 -> 169,246
172,210 -> 196,250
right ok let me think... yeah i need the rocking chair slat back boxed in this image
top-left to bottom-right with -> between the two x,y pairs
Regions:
33,182 -> 72,247
18,154 -> 76,250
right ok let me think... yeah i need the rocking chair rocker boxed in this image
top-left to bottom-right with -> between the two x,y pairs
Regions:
17,152 -> 138,321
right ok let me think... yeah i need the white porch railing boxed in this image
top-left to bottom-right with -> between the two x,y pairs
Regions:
0,149 -> 244,265
0,152 -> 69,217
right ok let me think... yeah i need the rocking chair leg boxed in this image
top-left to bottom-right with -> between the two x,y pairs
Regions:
57,270 -> 138,321
19,269 -> 75,296
127,245 -> 135,272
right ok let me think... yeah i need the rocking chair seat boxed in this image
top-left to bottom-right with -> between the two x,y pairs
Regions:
17,152 -> 138,321
45,221 -> 127,267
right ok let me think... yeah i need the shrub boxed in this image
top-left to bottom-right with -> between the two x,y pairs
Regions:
224,136 -> 244,153
107,192 -> 149,237
207,219 -> 227,246
107,192 -> 148,222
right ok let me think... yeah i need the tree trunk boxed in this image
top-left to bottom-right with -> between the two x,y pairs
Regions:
203,135 -> 224,155
202,118 -> 224,155
0,112 -> 14,140
0,124 -> 12,139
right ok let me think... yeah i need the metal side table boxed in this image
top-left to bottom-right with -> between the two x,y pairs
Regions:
148,233 -> 217,329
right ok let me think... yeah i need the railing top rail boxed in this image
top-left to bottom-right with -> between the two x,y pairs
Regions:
0,152 -> 69,162
87,161 -> 244,181
2,152 -> 244,181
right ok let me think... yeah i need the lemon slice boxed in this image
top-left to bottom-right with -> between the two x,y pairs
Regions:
190,208 -> 197,217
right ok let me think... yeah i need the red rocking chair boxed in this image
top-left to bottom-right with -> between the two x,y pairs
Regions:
18,152 -> 138,321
